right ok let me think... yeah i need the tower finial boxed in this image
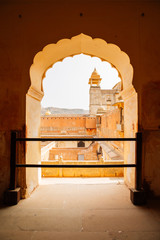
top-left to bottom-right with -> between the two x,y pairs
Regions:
88,68 -> 102,86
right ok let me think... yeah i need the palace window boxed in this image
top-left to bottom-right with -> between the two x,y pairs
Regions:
77,141 -> 85,147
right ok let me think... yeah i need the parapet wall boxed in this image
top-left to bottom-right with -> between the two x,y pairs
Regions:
41,116 -> 96,135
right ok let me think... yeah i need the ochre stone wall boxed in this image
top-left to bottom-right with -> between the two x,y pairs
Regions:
41,116 -> 96,136
41,139 -> 124,178
98,108 -> 124,151
49,143 -> 98,161
41,161 -> 124,178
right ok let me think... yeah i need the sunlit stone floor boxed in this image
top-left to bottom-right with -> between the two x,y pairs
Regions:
0,178 -> 160,240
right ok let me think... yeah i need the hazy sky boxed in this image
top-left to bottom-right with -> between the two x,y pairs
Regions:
41,54 -> 121,110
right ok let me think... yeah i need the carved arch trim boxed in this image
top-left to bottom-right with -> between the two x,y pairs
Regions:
29,33 -> 133,99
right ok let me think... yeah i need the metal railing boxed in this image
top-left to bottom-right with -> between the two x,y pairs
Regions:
10,132 -> 142,191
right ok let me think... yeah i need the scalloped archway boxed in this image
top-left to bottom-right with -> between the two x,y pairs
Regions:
25,34 -> 137,198
28,33 -> 133,99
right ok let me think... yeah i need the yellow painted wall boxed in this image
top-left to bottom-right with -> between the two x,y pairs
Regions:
41,161 -> 124,178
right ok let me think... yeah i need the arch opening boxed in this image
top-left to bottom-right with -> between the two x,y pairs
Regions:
24,34 -> 137,198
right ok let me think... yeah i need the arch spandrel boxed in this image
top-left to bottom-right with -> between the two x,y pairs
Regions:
29,33 -> 133,96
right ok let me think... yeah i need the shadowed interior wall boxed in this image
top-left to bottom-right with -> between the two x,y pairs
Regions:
0,0 -> 160,200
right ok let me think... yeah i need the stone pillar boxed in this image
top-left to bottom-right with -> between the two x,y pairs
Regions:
25,86 -> 43,198
120,85 -> 138,189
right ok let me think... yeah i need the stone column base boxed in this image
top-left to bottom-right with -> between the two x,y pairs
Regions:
130,188 -> 146,205
4,188 -> 21,205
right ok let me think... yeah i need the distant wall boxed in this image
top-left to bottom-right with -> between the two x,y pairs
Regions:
97,108 -> 124,152
41,116 -> 96,135
41,141 -> 124,177
41,161 -> 124,178
49,142 -> 98,161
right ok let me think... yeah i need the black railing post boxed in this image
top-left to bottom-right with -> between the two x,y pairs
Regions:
135,132 -> 142,190
9,131 -> 17,190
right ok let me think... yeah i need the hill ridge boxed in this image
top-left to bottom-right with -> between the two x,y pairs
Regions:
41,107 -> 89,115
